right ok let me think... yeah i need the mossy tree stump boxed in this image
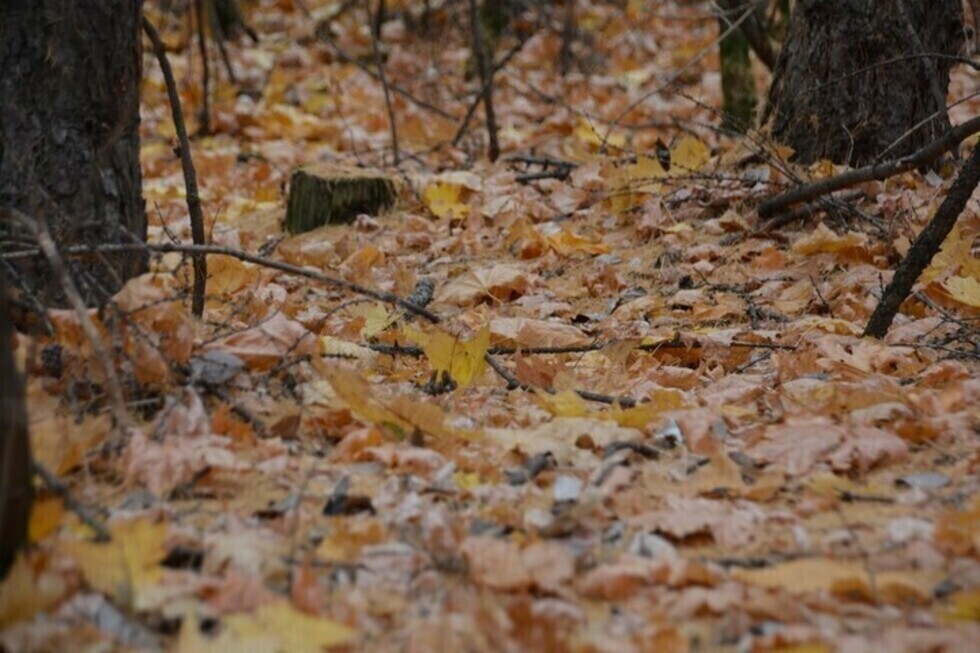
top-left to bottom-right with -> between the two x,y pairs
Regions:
285,164 -> 396,234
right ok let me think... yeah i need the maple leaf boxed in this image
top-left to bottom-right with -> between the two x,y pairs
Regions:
403,324 -> 490,387
59,519 -> 168,611
176,602 -> 355,652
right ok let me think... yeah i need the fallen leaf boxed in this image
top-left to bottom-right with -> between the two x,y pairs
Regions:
403,323 -> 490,387
60,518 -> 168,610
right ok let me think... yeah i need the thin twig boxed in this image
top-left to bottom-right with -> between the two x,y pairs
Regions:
3,242 -> 440,323
143,16 -> 208,318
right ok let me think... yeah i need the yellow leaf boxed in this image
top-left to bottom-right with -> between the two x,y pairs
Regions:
574,117 -> 626,152
205,255 -> 259,297
547,229 -> 610,256
30,393 -> 111,475
177,602 -> 355,653
60,518 -> 168,609
29,497 -> 65,543
669,136 -> 710,172
422,174 -> 479,220
453,471 -> 482,491
0,554 -> 70,628
792,223 -> 868,257
922,222 -> 980,283
605,155 -> 666,213
346,301 -> 395,338
403,324 -> 490,387
316,364 -> 480,441
733,558 -> 938,604
534,390 -> 591,418
940,589 -> 980,623
940,275 -> 980,308
318,365 -> 406,429
610,388 -> 687,428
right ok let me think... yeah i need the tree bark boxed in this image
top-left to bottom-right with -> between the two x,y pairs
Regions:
0,0 -> 146,308
0,273 -> 30,580
763,0 -> 964,166
718,3 -> 759,133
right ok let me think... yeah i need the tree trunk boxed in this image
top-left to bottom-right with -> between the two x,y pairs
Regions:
718,3 -> 759,133
0,273 -> 30,580
0,0 -> 146,308
762,0 -> 964,166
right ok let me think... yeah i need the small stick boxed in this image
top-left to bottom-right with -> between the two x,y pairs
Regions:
143,16 -> 208,319
468,0 -> 500,161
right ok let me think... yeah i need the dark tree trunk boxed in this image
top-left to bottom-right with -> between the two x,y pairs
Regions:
0,273 -> 30,579
763,0 -> 964,166
718,2 -> 759,133
0,0 -> 146,308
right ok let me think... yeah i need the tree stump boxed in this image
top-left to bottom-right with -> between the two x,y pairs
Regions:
285,165 -> 396,234
763,0 -> 964,166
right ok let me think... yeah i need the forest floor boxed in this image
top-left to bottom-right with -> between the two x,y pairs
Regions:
2,1 -> 979,651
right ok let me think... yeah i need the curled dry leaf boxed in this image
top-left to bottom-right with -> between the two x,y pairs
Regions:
434,265 -> 534,307
204,311 -> 315,371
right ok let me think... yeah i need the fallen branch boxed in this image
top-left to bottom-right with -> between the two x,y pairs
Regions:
758,115 -> 980,219
2,242 -> 440,324
863,142 -> 980,338
143,16 -> 208,319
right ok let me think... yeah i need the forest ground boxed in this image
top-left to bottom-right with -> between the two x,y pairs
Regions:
2,1 -> 979,652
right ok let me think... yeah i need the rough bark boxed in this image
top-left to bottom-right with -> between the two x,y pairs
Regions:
0,0 -> 146,308
763,0 -> 964,166
0,273 -> 31,579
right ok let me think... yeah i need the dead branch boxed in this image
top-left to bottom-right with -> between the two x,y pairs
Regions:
142,16 -> 209,319
864,142 -> 980,338
759,115 -> 980,219
2,242 -> 440,323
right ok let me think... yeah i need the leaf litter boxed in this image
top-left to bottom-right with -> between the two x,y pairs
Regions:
3,1 -> 980,652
